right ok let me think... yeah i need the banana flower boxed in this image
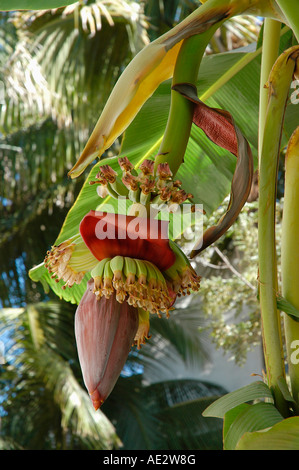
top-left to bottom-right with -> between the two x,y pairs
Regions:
45,161 -> 200,408
41,0 -> 286,410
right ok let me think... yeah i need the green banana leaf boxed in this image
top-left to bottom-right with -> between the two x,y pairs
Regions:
29,27 -> 298,304
202,380 -> 274,418
235,416 -> 299,450
223,402 -> 283,450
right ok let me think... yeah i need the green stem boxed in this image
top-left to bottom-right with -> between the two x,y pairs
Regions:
154,23 -> 223,177
258,25 -> 291,417
258,19 -> 282,156
275,0 -> 299,41
258,143 -> 287,416
281,127 -> 299,411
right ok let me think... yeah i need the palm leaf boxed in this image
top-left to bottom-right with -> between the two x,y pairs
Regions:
136,303 -> 211,379
103,376 -> 226,450
0,303 -> 120,449
0,120 -> 80,210
2,3 -> 148,131
1,297 -> 218,449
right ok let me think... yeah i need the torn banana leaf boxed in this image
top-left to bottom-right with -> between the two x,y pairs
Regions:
172,83 -> 253,257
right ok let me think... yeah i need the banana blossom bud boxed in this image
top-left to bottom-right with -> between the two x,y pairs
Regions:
45,190 -> 200,409
75,280 -> 139,409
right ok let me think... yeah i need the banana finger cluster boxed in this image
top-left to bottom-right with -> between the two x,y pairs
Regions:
164,240 -> 201,297
89,157 -> 193,207
90,241 -> 201,317
91,256 -> 174,317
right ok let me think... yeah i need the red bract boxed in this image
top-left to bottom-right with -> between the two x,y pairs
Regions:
75,280 -> 138,410
79,210 -> 176,272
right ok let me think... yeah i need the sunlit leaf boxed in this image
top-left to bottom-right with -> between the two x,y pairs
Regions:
277,294 -> 299,322
224,402 -> 283,450
202,381 -> 273,418
235,416 -> 299,450
277,377 -> 297,405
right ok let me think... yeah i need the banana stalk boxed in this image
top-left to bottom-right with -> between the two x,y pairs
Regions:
281,126 -> 299,410
258,46 -> 299,416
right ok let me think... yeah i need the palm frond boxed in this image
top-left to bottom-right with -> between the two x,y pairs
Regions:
0,302 -> 120,449
144,0 -> 199,40
102,375 -> 226,450
150,379 -> 226,450
0,294 -> 217,449
1,2 -> 149,131
0,437 -> 24,450
0,119 -> 80,213
133,302 -> 211,382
